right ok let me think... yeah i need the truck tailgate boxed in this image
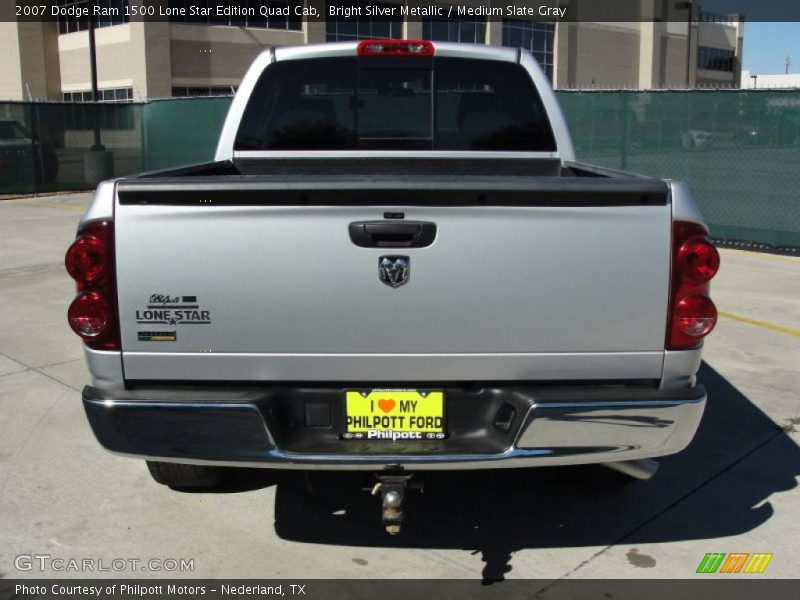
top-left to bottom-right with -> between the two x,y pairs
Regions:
115,176 -> 671,382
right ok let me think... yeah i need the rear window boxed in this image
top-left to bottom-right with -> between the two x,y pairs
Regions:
234,57 -> 556,152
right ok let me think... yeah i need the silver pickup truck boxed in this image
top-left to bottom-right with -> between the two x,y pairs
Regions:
66,40 -> 719,532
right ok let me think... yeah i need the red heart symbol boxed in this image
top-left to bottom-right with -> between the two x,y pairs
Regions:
377,399 -> 396,413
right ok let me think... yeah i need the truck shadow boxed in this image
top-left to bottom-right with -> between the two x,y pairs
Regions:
268,363 -> 798,581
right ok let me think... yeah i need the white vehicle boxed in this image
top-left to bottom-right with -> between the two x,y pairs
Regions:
66,41 -> 720,533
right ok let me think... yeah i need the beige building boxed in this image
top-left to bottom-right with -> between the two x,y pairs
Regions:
741,71 -> 800,89
0,0 -> 743,102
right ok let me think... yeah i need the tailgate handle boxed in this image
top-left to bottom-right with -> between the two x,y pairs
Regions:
349,221 -> 437,248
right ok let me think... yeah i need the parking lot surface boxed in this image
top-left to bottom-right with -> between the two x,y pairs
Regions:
0,193 -> 798,583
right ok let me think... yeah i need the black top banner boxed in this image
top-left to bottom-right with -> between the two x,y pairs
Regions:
4,0 -> 800,23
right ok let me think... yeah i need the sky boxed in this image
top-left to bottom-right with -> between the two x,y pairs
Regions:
741,22 -> 800,74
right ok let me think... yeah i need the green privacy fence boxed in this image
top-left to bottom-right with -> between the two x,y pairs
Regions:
0,97 -> 231,196
558,90 -> 800,249
140,98 -> 232,171
1,91 -> 798,249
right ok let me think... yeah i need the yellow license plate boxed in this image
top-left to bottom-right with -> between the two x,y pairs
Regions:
343,390 -> 445,441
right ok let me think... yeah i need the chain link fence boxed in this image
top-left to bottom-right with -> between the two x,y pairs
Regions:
0,98 -> 230,196
1,91 -> 798,249
559,90 -> 800,250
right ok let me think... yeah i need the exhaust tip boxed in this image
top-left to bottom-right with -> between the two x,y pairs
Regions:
602,459 -> 660,481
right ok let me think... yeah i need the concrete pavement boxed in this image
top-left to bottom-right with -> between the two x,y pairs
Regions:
0,193 -> 797,583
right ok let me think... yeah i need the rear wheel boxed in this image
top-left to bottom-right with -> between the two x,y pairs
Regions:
146,461 -> 225,490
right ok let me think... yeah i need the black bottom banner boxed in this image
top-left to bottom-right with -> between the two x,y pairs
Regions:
0,580 -> 797,600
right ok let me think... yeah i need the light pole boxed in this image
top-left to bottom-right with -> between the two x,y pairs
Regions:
675,1 -> 694,88
88,0 -> 102,151
83,0 -> 114,184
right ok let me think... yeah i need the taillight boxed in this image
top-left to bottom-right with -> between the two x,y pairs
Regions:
667,221 -> 720,349
65,220 -> 119,350
68,292 -> 111,338
677,236 -> 720,284
674,295 -> 717,337
65,234 -> 107,285
357,39 -> 435,57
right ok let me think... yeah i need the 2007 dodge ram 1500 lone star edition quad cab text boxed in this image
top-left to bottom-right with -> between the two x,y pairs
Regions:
66,40 -> 719,533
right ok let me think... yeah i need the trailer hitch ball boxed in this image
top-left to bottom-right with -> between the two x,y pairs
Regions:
370,473 -> 420,535
381,487 -> 404,535
383,490 -> 402,508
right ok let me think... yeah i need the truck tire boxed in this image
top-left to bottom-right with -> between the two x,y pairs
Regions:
146,461 -> 225,489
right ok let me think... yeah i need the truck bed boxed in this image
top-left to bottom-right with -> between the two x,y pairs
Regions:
118,159 -> 666,207
130,157 -> 648,179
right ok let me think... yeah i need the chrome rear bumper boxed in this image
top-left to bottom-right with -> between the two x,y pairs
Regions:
82,384 -> 705,470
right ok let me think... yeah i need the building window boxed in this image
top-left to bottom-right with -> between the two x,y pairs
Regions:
62,87 -> 133,102
166,0 -> 302,30
698,46 -> 735,72
422,16 -> 486,44
502,20 -> 554,81
326,0 -> 402,41
57,0 -> 130,35
172,86 -> 237,97
698,10 -> 733,24
61,87 -> 135,130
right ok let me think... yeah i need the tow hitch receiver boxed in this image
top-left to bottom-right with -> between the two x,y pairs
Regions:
369,473 -> 423,535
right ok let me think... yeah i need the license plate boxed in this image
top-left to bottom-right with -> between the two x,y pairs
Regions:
343,389 -> 445,441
